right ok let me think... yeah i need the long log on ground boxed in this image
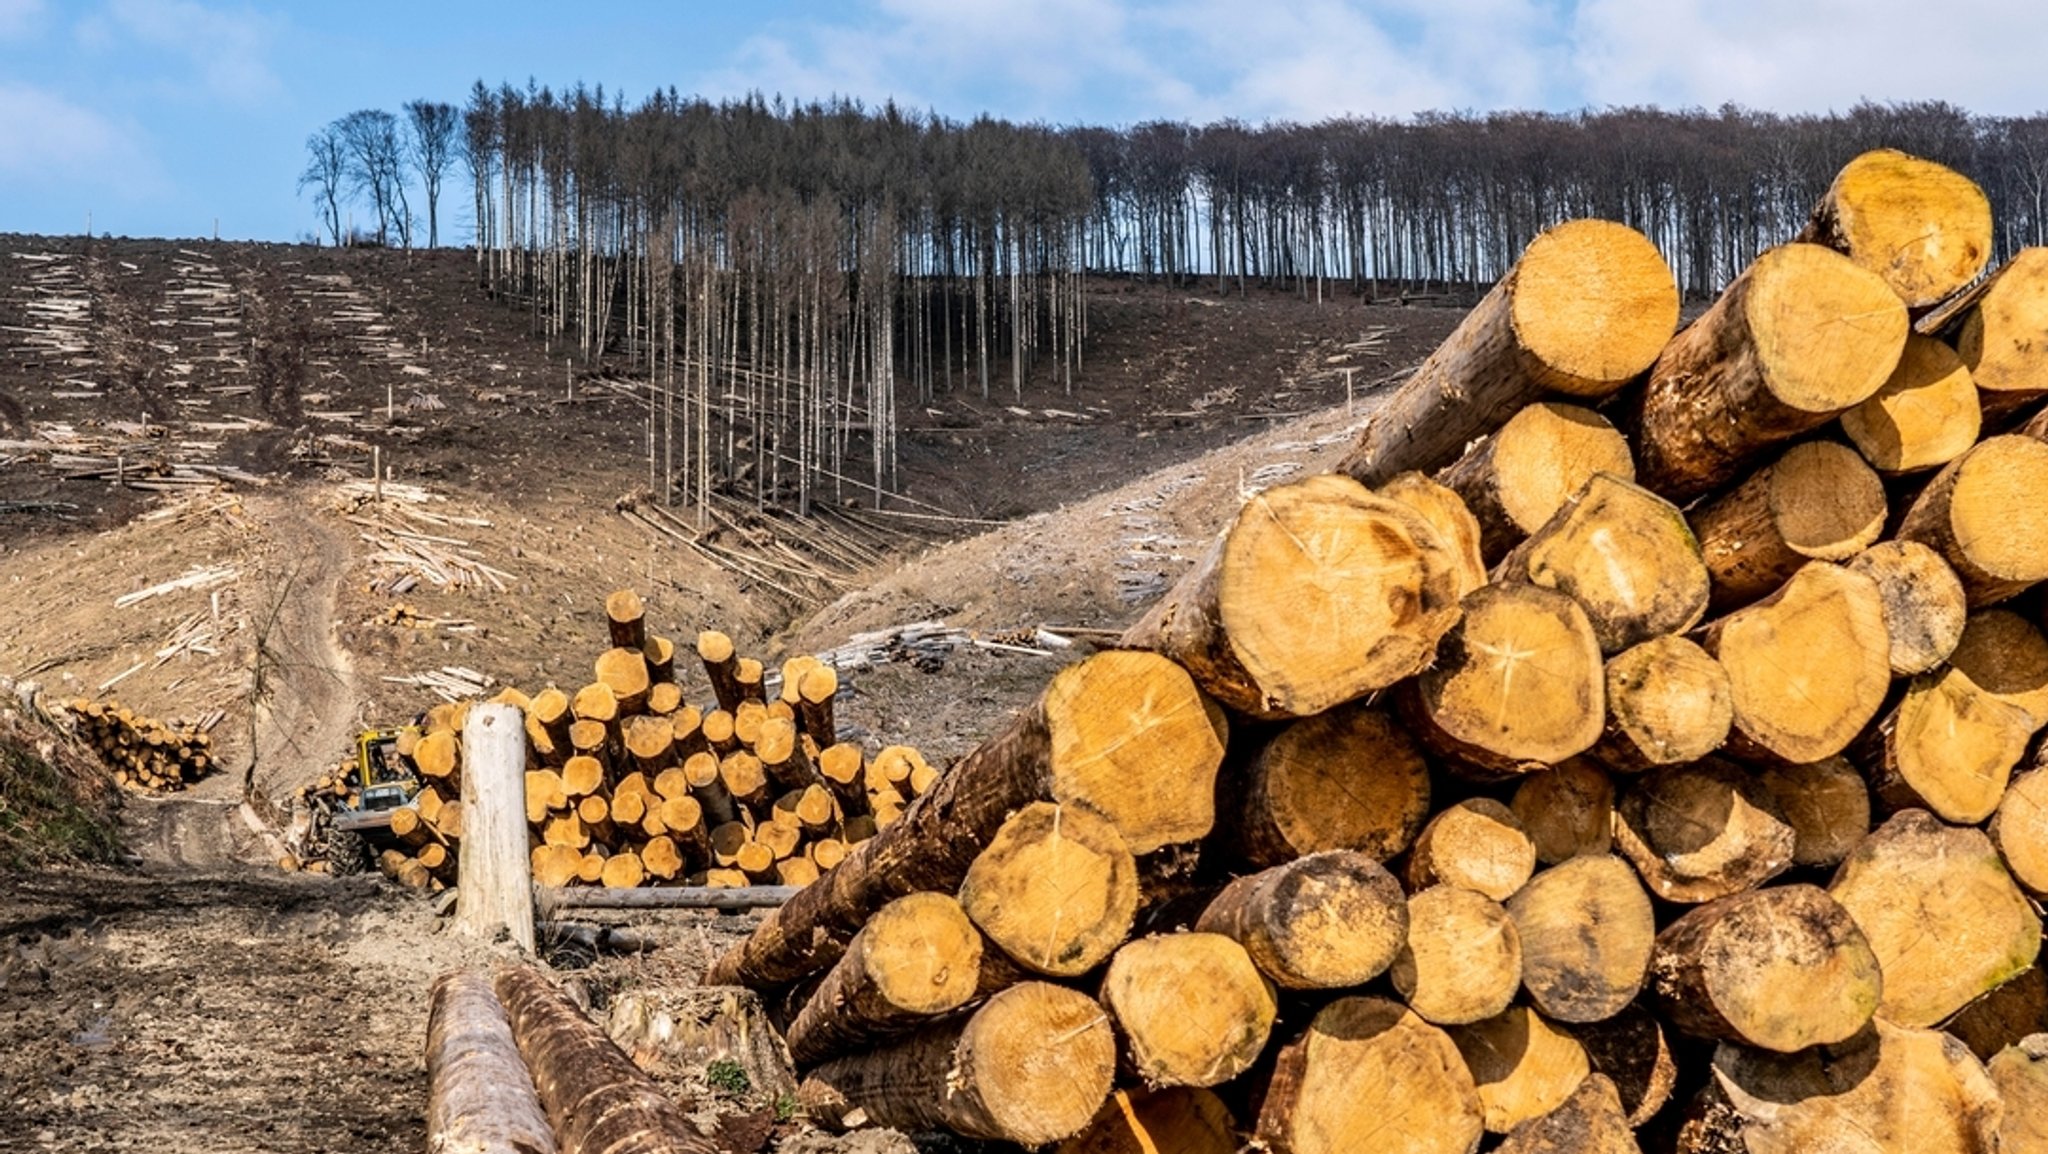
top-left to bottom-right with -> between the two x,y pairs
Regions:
1828,809 -> 2041,1028
1403,797 -> 1536,901
1378,471 -> 1489,598
1055,1087 -> 1237,1154
705,649 -> 1224,990
956,801 -> 1138,977
1390,884 -> 1522,1025
1100,932 -> 1277,1088
1630,242 -> 1907,502
1438,401 -> 1635,562
1690,441 -> 1886,611
1222,702 -> 1430,868
1494,472 -> 1710,652
1611,757 -> 1794,903
797,981 -> 1115,1145
1398,582 -> 1605,774
782,892 -> 983,1069
1898,434 -> 2048,604
1195,850 -> 1408,989
1753,756 -> 1870,868
1254,995 -> 1486,1154
1798,147 -> 1993,309
425,969 -> 559,1154
1122,473 -> 1463,717
1447,1004 -> 1590,1134
1699,561 -> 1891,763
1678,1019 -> 2002,1154
1336,218 -> 1677,486
1592,636 -> 1732,771
1924,246 -> 2048,419
1497,1074 -> 1641,1154
1571,1004 -> 1678,1128
1841,333 -> 1981,473
1990,1036 -> 2048,1154
1507,854 -> 1655,1024
1648,885 -> 1880,1052
1843,540 -> 1968,674
495,966 -> 716,1154
1512,758 -> 1614,863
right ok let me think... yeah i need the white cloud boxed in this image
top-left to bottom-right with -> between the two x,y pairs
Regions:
0,82 -> 156,190
77,0 -> 281,103
1570,0 -> 2048,115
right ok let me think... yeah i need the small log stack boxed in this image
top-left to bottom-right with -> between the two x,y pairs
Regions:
698,149 -> 2048,1152
68,696 -> 214,791
313,589 -> 928,893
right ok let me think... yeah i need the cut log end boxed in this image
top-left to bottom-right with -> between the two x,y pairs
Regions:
1406,582 -> 1606,772
1900,434 -> 2048,605
1229,703 -> 1431,867
1390,884 -> 1522,1026
1496,472 -> 1708,653
1043,649 -> 1226,854
1508,218 -> 1682,395
958,800 -> 1138,978
1844,540 -> 1968,675
1441,401 -> 1635,562
1102,933 -> 1277,1088
1802,147 -> 1993,308
1842,333 -> 1981,474
1704,561 -> 1891,764
1613,757 -> 1794,904
1595,635 -> 1732,770
1256,995 -> 1485,1154
1448,1005 -> 1590,1134
1196,851 -> 1409,990
1507,855 -> 1656,1024
1404,797 -> 1536,902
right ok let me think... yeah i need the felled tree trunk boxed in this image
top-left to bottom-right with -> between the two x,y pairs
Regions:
1337,218 -> 1677,486
1390,884 -> 1522,1026
1493,472 -> 1710,652
1630,243 -> 1907,502
782,892 -> 985,1069
1678,1020 -> 2002,1154
426,969 -> 559,1154
1378,471 -> 1489,598
1843,540 -> 1968,675
705,650 -> 1223,990
957,801 -> 1138,978
1437,401 -> 1636,562
1897,434 -> 2048,604
1572,1005 -> 1678,1128
1100,933 -> 1277,1088
1446,1005 -> 1591,1133
1699,561 -> 1891,764
1840,333 -> 1981,474
1753,757 -> 1870,868
797,981 -> 1116,1146
1122,474 -> 1463,718
1222,703 -> 1431,868
495,966 -> 716,1154
1611,757 -> 1795,904
1592,636 -> 1733,771
1255,996 -> 1486,1154
1828,810 -> 2042,1029
1992,767 -> 2048,897
1054,1087 -> 1237,1154
1798,147 -> 1993,309
1403,797 -> 1536,901
1689,441 -> 1887,611
1507,855 -> 1655,1024
1925,246 -> 2048,419
1511,759 -> 1615,863
1194,850 -> 1409,990
1648,885 -> 1881,1052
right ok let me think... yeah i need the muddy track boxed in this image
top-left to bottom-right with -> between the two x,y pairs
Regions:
241,494 -> 359,804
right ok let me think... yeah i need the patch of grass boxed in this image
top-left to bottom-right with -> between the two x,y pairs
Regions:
773,1093 -> 800,1123
0,714 -> 122,872
704,1058 -> 751,1096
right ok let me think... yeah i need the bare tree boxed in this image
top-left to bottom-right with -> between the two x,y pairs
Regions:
338,109 -> 408,246
405,99 -> 461,248
298,123 -> 347,246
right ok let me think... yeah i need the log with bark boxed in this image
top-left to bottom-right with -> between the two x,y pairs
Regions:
1337,218 -> 1678,486
1438,401 -> 1636,562
425,969 -> 559,1154
1897,433 -> 2048,604
1195,851 -> 1409,990
1989,1036 -> 2048,1154
956,800 -> 1139,977
1511,758 -> 1615,863
1222,702 -> 1431,868
1612,757 -> 1795,903
1798,147 -> 1993,310
1842,539 -> 1969,674
1122,473 -> 1464,717
1688,440 -> 1887,611
1055,1087 -> 1237,1154
781,891 -> 985,1069
1497,1074 -> 1642,1154
1402,797 -> 1537,901
1925,245 -> 2048,419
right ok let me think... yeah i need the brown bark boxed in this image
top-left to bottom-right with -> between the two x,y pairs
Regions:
1631,243 -> 1907,502
696,630 -> 742,712
797,981 -> 1115,1146
705,650 -> 1223,990
426,969 -> 559,1154
782,892 -> 984,1069
1925,246 -> 2048,419
1123,473 -> 1464,718
1336,218 -> 1677,486
1828,809 -> 2042,1028
495,965 -> 717,1154
1507,855 -> 1656,1024
1194,850 -> 1408,990
1255,995 -> 1486,1154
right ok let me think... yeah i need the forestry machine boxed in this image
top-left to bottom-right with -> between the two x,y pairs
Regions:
315,724 -> 423,875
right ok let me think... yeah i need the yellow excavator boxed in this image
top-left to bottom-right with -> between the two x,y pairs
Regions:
321,724 -> 423,874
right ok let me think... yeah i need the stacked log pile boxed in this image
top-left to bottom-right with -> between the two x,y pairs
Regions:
67,697 -> 214,791
328,589 -> 935,892
699,149 -> 2048,1153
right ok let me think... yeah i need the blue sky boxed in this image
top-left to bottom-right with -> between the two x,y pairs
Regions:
3,0 -> 2045,243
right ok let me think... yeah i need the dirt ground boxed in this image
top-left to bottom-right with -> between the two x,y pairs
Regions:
0,234 -> 1466,1153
